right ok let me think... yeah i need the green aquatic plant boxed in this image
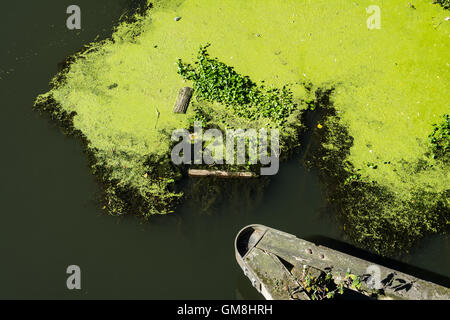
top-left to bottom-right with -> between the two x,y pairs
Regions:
34,91 -> 184,218
305,105 -> 449,256
434,0 -> 450,9
34,0 -> 449,239
428,114 -> 449,163
344,171 -> 362,186
300,270 -> 343,300
178,44 -> 309,170
344,272 -> 362,291
366,162 -> 378,169
177,44 -> 299,124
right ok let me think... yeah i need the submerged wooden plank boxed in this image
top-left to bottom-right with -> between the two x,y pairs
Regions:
255,229 -> 450,300
188,169 -> 257,178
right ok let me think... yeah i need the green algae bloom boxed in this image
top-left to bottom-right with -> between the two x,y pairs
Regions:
35,0 -> 449,254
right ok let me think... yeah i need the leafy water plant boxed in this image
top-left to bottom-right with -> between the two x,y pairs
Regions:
428,114 -> 449,163
300,269 -> 343,300
344,272 -> 362,291
366,162 -> 378,169
344,171 -> 362,186
177,44 -> 299,124
434,0 -> 450,9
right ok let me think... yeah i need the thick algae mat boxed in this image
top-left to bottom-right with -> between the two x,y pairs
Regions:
36,0 -> 449,252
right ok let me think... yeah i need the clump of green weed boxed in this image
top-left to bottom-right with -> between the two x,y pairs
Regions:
428,114 -> 449,164
177,44 -> 298,124
434,0 -> 450,10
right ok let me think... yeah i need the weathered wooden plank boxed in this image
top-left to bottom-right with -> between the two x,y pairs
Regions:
266,252 -> 310,300
188,169 -> 257,178
255,229 -> 450,300
173,87 -> 193,113
244,248 -> 309,300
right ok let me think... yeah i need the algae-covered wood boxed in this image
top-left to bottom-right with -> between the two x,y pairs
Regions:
188,169 -> 257,178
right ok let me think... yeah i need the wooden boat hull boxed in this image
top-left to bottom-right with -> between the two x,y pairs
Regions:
235,224 -> 450,300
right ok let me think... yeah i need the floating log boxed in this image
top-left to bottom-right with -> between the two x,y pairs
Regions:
173,87 -> 193,113
235,224 -> 450,300
188,169 -> 257,178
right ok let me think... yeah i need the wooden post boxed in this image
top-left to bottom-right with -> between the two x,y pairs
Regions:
173,87 -> 193,113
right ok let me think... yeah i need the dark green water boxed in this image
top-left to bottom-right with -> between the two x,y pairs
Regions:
0,1 -> 448,299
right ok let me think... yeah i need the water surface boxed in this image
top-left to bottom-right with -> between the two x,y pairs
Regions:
0,1 -> 447,299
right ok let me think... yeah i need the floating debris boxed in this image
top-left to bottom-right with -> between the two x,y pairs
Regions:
173,87 -> 193,113
174,16 -> 182,21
